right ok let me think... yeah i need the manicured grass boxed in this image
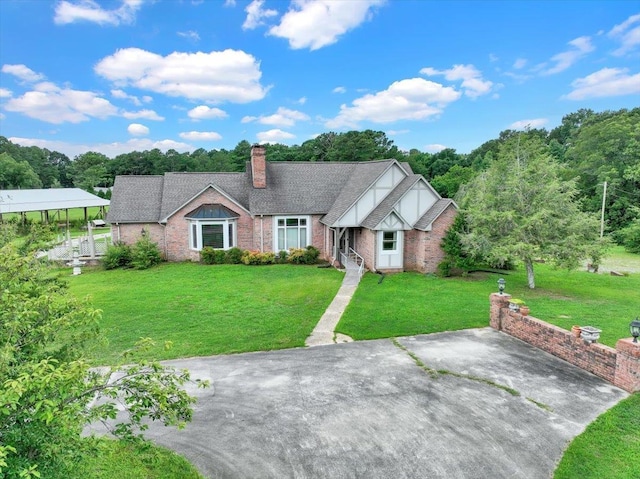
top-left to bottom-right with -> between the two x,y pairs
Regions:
337,261 -> 639,347
67,263 -> 343,364
554,393 -> 640,479
336,272 -> 491,340
70,438 -> 203,479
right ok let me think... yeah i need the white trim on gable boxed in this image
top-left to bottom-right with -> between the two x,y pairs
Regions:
161,183 -> 250,223
375,210 -> 412,231
396,178 -> 439,226
335,161 -> 408,227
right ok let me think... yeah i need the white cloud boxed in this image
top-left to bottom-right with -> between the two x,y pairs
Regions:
4,82 -> 118,124
187,105 -> 228,120
256,129 -> 295,143
9,136 -> 194,158
332,86 -> 347,93
489,53 -> 499,62
608,13 -> 640,56
387,129 -> 408,136
296,96 -> 307,104
564,67 -> 640,100
0,113 -> 5,120
420,64 -> 493,99
0,88 -> 12,98
178,30 -> 200,41
1,64 -> 45,83
179,131 -> 223,141
142,95 -> 153,103
54,0 -> 144,26
325,77 -> 460,129
111,88 -> 142,106
95,47 -> 268,103
122,109 -> 164,121
242,107 -> 309,127
508,118 -> 548,130
127,123 -> 149,136
243,0 -> 278,30
513,58 -> 527,69
269,0 -> 385,51
224,0 -> 236,6
541,36 -> 594,75
424,144 -> 447,153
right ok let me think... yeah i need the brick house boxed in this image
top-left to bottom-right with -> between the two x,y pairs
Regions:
107,145 -> 457,274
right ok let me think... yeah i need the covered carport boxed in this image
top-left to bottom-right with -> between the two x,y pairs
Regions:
0,188 -> 110,227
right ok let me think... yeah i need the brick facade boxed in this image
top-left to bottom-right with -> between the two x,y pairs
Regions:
112,192 -> 455,272
404,203 -> 457,274
490,293 -> 640,393
165,188 -> 253,261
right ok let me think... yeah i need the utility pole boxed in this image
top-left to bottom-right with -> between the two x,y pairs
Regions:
600,181 -> 607,238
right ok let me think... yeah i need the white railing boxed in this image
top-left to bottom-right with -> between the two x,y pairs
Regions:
47,234 -> 111,261
340,247 -> 365,277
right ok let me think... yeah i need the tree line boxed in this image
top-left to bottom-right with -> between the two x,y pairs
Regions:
1,107 -> 638,232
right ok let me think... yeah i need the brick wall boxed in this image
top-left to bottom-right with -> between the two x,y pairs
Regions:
404,203 -> 457,274
164,189 -> 253,261
490,293 -> 640,393
359,228 -> 376,271
112,223 -> 166,256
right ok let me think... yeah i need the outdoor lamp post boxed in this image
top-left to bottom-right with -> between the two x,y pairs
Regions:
498,278 -> 506,295
630,318 -> 640,343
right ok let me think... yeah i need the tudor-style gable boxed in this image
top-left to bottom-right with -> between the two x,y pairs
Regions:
327,161 -> 408,227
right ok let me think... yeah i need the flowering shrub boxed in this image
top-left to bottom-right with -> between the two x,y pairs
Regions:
241,250 -> 276,265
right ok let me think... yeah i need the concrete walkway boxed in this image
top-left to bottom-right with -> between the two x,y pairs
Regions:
305,266 -> 361,347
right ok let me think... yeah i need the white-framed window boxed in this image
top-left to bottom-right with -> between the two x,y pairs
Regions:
275,216 -> 310,251
189,219 -> 236,250
381,231 -> 398,253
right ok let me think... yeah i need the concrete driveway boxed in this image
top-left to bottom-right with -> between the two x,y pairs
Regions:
140,328 -> 626,479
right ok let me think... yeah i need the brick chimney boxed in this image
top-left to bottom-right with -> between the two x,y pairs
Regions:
251,144 -> 266,189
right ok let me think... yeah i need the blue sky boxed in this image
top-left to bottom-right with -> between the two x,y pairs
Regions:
0,0 -> 638,159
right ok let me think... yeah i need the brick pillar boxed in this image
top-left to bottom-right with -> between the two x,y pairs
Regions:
490,293 -> 511,331
251,144 -> 266,189
614,338 -> 640,393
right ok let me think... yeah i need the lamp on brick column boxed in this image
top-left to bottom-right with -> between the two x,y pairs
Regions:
630,318 -> 640,343
498,278 -> 506,295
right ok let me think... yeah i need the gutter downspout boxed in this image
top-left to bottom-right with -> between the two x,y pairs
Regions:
159,222 -> 168,259
260,215 -> 264,252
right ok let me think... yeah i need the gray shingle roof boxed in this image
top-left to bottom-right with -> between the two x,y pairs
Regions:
360,175 -> 421,229
321,160 -> 395,226
158,172 -> 250,220
107,159 -> 450,227
249,162 -> 356,215
414,198 -> 456,231
107,176 -> 164,223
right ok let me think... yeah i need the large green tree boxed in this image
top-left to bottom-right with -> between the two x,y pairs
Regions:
0,235 -> 207,478
0,152 -> 42,189
461,135 -> 600,289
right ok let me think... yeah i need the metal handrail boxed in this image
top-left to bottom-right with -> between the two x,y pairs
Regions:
346,247 -> 365,277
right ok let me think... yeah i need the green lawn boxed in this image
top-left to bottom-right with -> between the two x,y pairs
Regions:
337,262 -> 639,348
554,393 -> 640,479
67,263 -> 343,364
69,438 -> 203,479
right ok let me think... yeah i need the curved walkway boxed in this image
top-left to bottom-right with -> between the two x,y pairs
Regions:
304,267 -> 361,346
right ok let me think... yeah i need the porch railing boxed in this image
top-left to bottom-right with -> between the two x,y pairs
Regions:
340,247 -> 365,278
